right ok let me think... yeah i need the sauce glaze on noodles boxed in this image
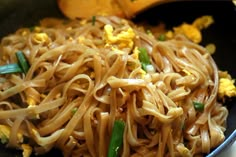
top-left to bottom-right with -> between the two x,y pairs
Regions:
0,16 -> 228,157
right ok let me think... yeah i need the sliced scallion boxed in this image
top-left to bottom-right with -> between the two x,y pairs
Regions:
29,26 -> 35,32
158,34 -> 166,41
0,134 -> 8,144
193,101 -> 204,112
92,16 -> 96,26
71,107 -> 78,115
0,63 -> 23,74
138,47 -> 151,72
108,120 -> 125,157
15,51 -> 30,74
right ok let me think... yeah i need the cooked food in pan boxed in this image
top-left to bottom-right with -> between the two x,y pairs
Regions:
0,15 -> 235,157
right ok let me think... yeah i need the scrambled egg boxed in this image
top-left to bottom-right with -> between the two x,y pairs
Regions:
80,19 -> 88,25
32,33 -> 50,44
21,30 -> 28,36
168,16 -> 214,43
33,26 -> 41,33
218,71 -> 236,99
21,144 -> 33,157
0,125 -> 31,157
26,97 -> 40,119
0,124 -> 23,144
77,36 -> 85,44
104,24 -> 135,48
137,68 -> 146,79
26,97 -> 36,107
132,46 -> 139,60
192,16 -> 214,30
173,24 -> 202,43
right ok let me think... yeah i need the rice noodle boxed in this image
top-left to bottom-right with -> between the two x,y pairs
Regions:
0,16 -> 228,157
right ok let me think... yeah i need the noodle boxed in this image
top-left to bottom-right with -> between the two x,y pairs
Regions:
0,16 -> 228,157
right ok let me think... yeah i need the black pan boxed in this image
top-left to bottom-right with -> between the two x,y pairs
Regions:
0,0 -> 235,156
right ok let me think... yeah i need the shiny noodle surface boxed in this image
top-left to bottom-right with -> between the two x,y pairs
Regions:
0,16 -> 228,157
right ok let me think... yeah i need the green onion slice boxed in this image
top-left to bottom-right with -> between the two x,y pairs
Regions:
108,120 -> 125,157
158,34 -> 166,41
15,51 -> 30,74
193,101 -> 204,112
0,63 -> 23,74
0,134 -> 8,144
138,47 -> 151,72
71,107 -> 78,115
92,16 -> 96,26
29,26 -> 35,32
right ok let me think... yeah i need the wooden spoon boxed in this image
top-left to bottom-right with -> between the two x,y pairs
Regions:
116,0 -> 176,18
57,0 -> 175,19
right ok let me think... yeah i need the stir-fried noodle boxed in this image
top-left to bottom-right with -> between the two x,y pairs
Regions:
0,16 -> 228,157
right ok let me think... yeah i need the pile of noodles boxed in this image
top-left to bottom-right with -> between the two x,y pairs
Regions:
0,16 -> 228,157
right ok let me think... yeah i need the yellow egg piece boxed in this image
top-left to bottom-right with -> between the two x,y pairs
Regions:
218,78 -> 236,98
104,24 -> 135,48
33,33 -> 50,44
173,24 -> 202,43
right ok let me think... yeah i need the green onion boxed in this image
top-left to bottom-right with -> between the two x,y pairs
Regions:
15,51 -> 30,74
181,121 -> 185,130
92,16 -> 96,26
0,134 -> 8,144
158,34 -> 166,41
193,101 -> 204,112
138,47 -> 151,72
0,51 -> 29,75
0,63 -> 23,74
205,43 -> 216,55
29,26 -> 35,32
71,107 -> 78,115
146,29 -> 152,35
108,120 -> 125,157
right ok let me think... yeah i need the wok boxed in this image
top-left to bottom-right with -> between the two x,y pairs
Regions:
0,0 -> 235,156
